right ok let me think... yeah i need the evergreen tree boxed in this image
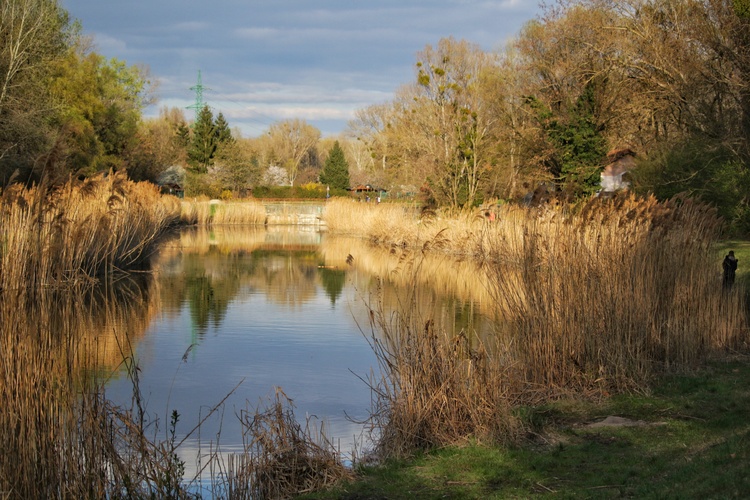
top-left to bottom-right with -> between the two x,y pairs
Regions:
319,141 -> 350,190
550,82 -> 607,197
528,81 -> 607,198
214,112 -> 233,145
175,122 -> 191,150
188,105 -> 216,173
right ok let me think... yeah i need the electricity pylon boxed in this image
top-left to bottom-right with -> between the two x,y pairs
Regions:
187,70 -> 209,122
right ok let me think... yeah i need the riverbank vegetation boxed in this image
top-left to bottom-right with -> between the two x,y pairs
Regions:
2,0 -> 750,496
180,197 -> 267,225
335,194 -> 747,459
0,173 -> 185,497
310,194 -> 749,497
1,183 -> 748,497
0,172 -> 181,285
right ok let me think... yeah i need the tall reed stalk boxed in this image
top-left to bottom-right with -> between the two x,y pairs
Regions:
359,194 -> 748,460
180,199 -> 267,226
0,174 -> 188,498
482,195 -> 748,395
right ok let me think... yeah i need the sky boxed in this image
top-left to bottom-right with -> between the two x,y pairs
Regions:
61,1 -> 543,138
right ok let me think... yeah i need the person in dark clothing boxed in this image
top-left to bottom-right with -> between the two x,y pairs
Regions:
723,250 -> 738,288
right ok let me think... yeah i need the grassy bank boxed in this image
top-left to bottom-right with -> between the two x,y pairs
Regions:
303,356 -> 750,499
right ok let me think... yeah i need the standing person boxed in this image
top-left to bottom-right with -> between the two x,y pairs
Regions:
723,250 -> 738,288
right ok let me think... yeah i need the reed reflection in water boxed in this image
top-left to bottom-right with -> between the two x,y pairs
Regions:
101,226 -> 495,473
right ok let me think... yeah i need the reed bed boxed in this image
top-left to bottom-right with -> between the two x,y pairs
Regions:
356,193 -> 748,460
323,198 -> 422,244
0,172 -> 181,288
363,306 -> 523,459
482,195 -> 749,395
324,197 -> 498,257
0,174 -> 193,498
180,199 -> 267,225
0,275 -> 193,498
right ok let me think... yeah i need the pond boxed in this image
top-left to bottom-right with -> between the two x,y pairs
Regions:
100,225 -> 496,477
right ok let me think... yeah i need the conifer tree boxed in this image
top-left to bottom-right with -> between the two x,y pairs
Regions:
319,141 -> 350,191
214,112 -> 233,145
188,105 -> 216,173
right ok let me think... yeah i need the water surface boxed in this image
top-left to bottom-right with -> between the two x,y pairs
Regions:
101,226 -> 494,474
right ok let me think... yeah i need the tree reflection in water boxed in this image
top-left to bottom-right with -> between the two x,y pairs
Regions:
98,225 -> 495,477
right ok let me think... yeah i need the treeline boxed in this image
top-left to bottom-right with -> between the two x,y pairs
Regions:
351,0 -> 750,230
2,0 -> 750,232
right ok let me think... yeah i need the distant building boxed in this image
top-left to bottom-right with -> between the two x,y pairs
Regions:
159,183 -> 184,198
600,148 -> 636,194
156,165 -> 186,198
350,184 -> 388,199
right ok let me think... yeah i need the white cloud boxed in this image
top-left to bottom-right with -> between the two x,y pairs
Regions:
65,0 -> 543,136
89,33 -> 128,54
233,27 -> 280,39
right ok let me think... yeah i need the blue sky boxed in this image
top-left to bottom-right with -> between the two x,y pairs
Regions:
61,1 -> 542,137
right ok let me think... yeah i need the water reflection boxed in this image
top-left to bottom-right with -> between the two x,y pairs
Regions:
100,226 -> 495,477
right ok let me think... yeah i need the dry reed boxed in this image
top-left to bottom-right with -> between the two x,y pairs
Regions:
180,199 -> 267,226
213,388 -> 352,499
0,274 -> 193,498
0,172 -> 181,288
354,193 -> 748,460
0,174 -> 191,498
360,261 -> 523,460
323,198 -> 422,245
480,194 -> 748,396
324,198 -> 500,258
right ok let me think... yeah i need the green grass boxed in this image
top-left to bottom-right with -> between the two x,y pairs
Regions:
302,357 -> 750,499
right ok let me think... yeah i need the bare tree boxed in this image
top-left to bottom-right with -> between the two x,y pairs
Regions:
266,119 -> 320,186
392,37 -> 499,208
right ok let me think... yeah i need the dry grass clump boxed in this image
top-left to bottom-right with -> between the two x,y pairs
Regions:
323,198 -> 421,245
365,316 -> 523,459
180,199 -> 267,225
180,196 -> 212,225
0,172 -> 181,286
218,389 -> 352,499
